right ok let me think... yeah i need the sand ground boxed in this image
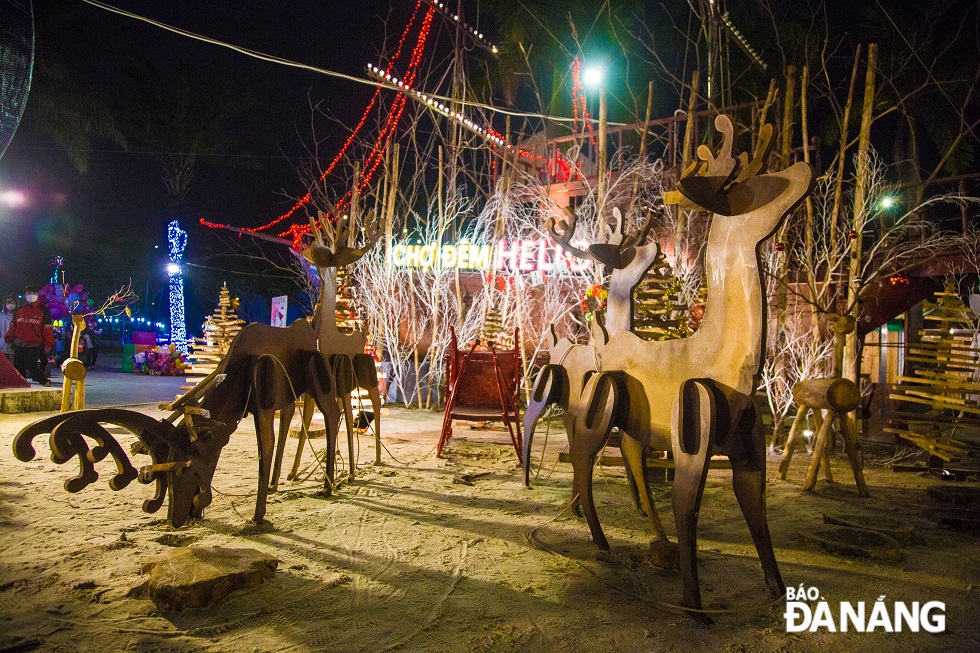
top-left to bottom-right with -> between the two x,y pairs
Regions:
1,404 -> 977,653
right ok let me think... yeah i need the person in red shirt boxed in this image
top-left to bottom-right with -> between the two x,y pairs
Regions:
4,285 -> 55,386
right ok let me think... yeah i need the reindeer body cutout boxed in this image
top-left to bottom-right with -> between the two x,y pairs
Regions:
524,115 -> 814,619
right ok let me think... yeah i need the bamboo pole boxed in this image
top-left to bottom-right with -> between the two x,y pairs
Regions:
829,45 -> 863,266
800,65 -> 822,341
676,70 -> 700,270
597,88 -> 608,217
780,66 -> 796,169
629,81 -> 654,216
844,43 -> 878,391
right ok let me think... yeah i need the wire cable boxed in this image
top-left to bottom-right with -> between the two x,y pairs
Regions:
80,0 -> 592,124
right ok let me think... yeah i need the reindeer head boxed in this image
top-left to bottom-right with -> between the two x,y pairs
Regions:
667,114 -> 813,243
547,206 -> 658,273
547,206 -> 661,339
301,209 -> 384,270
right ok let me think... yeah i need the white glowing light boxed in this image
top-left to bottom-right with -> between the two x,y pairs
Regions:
0,189 -> 27,208
582,65 -> 604,88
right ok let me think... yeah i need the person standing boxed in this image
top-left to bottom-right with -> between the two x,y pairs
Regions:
81,328 -> 99,369
4,286 -> 55,386
0,295 -> 15,360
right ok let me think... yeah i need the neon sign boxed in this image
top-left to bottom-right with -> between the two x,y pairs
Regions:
390,239 -> 592,273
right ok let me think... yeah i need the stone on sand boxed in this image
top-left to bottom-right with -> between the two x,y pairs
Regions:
140,546 -> 278,610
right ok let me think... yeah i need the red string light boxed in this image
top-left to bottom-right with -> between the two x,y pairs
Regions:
201,1 -> 429,238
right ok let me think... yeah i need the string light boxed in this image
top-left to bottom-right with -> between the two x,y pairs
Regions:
168,220 -> 188,353
201,1 -> 431,240
421,0 -> 497,53
365,64 -> 579,182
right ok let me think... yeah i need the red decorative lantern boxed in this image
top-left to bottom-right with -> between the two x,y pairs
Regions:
848,230 -> 858,239
774,243 -> 785,251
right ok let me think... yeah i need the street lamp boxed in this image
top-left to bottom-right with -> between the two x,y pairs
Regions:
583,64 -> 608,212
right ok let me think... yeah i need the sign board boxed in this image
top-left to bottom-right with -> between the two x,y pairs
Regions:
271,295 -> 288,328
390,238 -> 592,274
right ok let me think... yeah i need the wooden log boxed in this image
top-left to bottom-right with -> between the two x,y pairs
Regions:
777,404 -> 808,479
793,378 -> 861,412
803,410 -> 835,491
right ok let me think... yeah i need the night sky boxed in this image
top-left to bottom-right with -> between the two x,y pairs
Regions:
0,0 -> 975,328
0,0 -> 455,321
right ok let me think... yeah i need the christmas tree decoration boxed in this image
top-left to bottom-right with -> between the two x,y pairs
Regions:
632,251 -> 689,341
184,283 -> 244,388
334,267 -> 360,335
887,278 -> 980,468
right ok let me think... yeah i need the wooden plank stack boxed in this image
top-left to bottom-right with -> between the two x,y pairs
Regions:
183,284 -> 244,390
887,279 -> 980,466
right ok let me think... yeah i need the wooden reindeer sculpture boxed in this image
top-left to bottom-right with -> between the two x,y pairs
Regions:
523,114 -> 814,619
285,210 -> 385,483
13,317 -> 343,527
11,216 -> 386,527
60,314 -> 90,411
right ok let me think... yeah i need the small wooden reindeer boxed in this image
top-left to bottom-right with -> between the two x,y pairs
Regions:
284,210 -> 386,483
60,314 -> 89,411
524,115 -> 814,619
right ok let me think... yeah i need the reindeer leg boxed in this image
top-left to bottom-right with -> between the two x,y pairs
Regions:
288,395 -> 315,481
252,358 -> 284,523
333,355 -> 356,482
572,372 -> 619,551
270,400 -> 296,492
367,383 -> 382,466
339,391 -> 355,482
522,365 -> 566,488
730,400 -> 785,599
354,354 -> 383,466
308,354 -> 340,496
621,433 -> 678,569
671,379 -> 716,623
252,407 -> 276,524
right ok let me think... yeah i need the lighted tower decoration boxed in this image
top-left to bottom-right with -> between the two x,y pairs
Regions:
167,220 -> 188,353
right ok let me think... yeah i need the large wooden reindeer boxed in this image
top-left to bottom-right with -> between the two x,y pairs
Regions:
13,215 -> 384,528
523,115 -> 814,618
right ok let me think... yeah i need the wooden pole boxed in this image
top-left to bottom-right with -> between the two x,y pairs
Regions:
597,88 -> 608,216
800,65 -> 821,339
676,70 -> 700,270
780,66 -> 797,169
844,43 -> 878,390
385,143 -> 400,262
630,81 -> 654,216
829,46 -> 863,265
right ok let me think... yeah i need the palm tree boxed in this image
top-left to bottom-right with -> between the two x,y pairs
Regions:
119,58 -> 253,211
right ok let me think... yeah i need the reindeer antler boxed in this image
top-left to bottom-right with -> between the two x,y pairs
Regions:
736,122 -> 774,184
546,207 -> 592,261
589,207 -> 658,271
303,210 -> 384,269
664,114 -> 781,216
13,409 -> 185,515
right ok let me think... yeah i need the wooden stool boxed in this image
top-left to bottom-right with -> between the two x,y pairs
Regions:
778,377 -> 869,496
